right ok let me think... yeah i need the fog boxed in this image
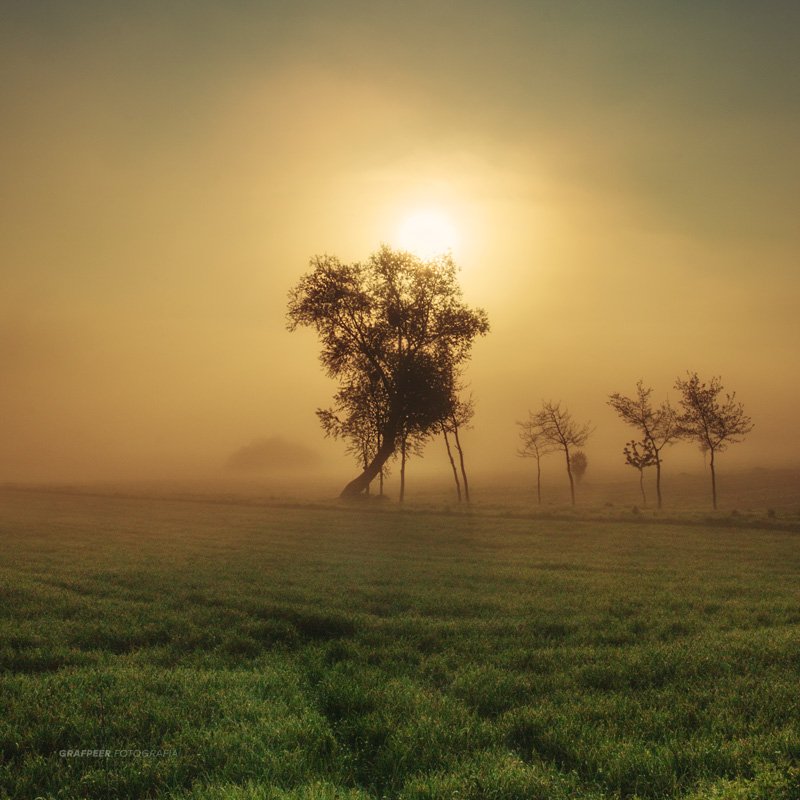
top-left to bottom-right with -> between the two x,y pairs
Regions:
2,2 -> 799,487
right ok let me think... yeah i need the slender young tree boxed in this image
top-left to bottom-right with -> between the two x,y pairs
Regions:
399,433 -> 407,502
441,394 -> 474,502
608,381 -> 679,509
674,372 -> 753,510
441,421 -> 461,502
447,395 -> 474,503
533,401 -> 593,506
623,439 -> 657,506
517,413 -> 555,504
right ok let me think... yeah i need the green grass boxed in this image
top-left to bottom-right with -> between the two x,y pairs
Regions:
0,489 -> 798,799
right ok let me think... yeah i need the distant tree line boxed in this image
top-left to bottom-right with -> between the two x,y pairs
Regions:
518,373 -> 753,509
288,246 -> 753,509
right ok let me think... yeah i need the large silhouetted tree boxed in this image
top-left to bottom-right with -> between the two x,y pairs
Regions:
517,412 -> 555,504
288,246 -> 489,497
674,372 -> 753,510
533,401 -> 593,506
608,381 -> 679,509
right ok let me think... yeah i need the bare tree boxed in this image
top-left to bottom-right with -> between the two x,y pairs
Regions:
674,372 -> 753,510
533,401 -> 593,506
608,381 -> 679,509
517,412 -> 555,505
623,439 -> 657,506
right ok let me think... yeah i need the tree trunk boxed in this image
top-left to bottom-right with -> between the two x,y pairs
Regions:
710,448 -> 717,510
452,422 -> 470,503
655,453 -> 662,509
640,469 -> 646,506
379,467 -> 384,496
564,447 -> 575,506
536,457 -> 542,505
340,419 -> 398,497
399,435 -> 407,503
443,428 -> 462,502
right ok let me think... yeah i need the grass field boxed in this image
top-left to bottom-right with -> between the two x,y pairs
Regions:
1,488 -> 799,799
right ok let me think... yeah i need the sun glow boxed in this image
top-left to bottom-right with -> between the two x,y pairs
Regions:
394,208 -> 459,259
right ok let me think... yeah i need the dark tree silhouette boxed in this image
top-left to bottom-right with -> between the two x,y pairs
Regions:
608,381 -> 679,509
623,439 -> 657,506
570,450 -> 588,484
674,372 -> 753,510
517,412 -> 555,505
533,401 -> 593,506
288,246 -> 489,497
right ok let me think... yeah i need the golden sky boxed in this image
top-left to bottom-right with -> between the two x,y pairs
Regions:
2,2 -> 799,482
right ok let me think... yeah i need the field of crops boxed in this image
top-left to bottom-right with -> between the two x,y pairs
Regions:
1,488 -> 798,799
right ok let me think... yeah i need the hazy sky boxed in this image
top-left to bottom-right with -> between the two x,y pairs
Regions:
2,1 -> 799,483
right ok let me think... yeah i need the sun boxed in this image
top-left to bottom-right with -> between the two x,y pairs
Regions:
394,208 -> 459,259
